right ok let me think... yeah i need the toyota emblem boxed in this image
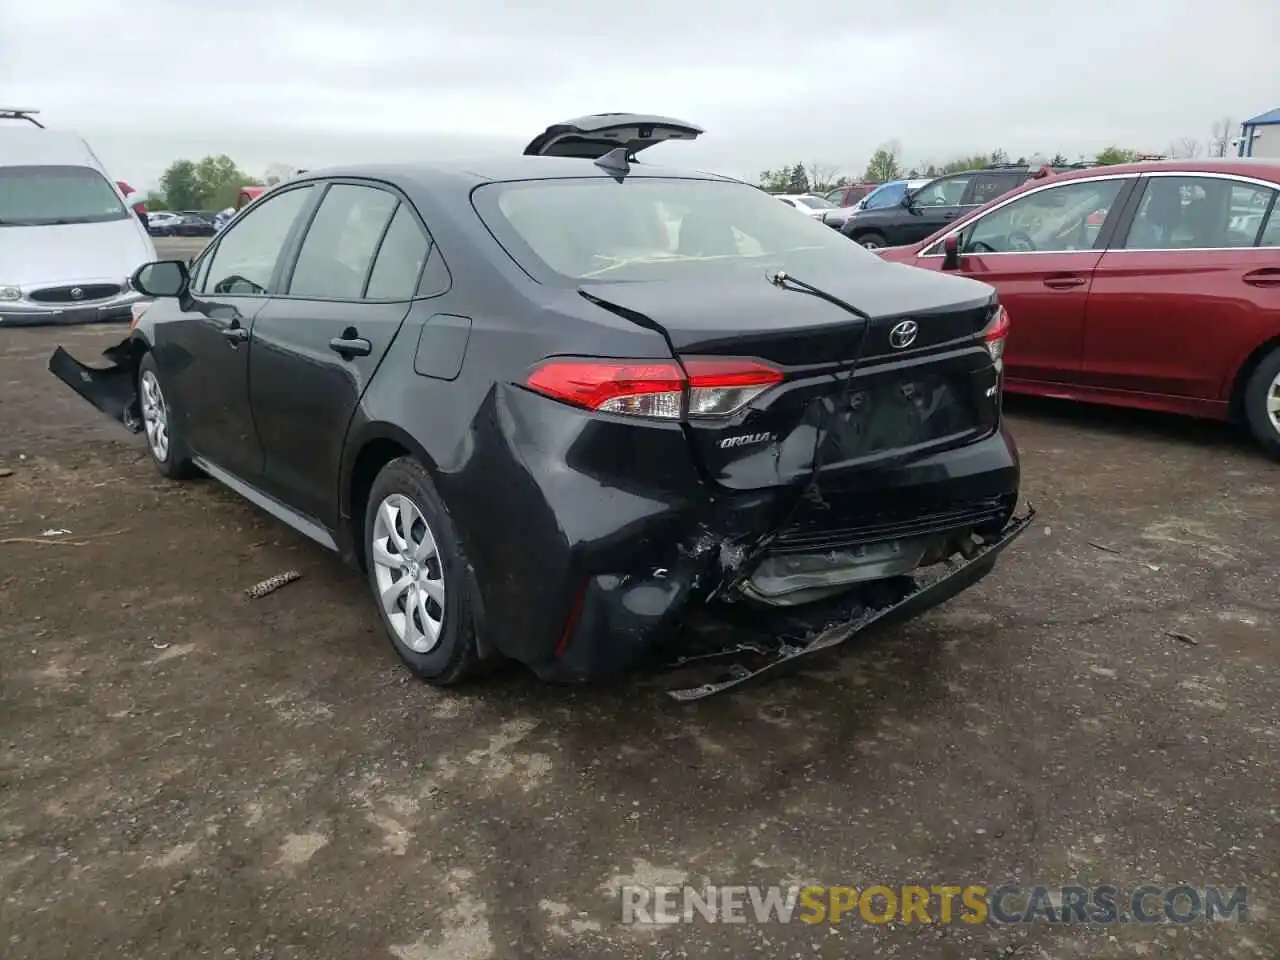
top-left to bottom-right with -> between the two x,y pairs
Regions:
889,319 -> 918,349
69,287 -> 84,300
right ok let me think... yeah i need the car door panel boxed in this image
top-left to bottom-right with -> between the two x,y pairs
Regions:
163,295 -> 268,481
160,183 -> 318,484
906,176 -> 1134,385
948,251 -> 1104,383
1081,175 -> 1280,399
1083,249 -> 1278,398
247,183 -> 431,527
249,298 -> 412,525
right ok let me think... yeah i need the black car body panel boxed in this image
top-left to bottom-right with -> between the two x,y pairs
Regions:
48,128 -> 1029,694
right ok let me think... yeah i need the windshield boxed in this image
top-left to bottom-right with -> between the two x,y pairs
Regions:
473,177 -> 882,283
0,165 -> 129,226
797,195 -> 836,209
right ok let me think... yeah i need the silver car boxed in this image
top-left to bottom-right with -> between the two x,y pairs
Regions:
0,108 -> 155,327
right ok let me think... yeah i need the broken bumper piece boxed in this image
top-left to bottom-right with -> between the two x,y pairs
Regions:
48,342 -> 144,433
660,505 -> 1036,702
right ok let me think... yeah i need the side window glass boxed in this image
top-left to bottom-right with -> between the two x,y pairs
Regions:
288,184 -> 398,299
866,183 -> 904,210
1121,177 -> 1278,250
200,186 -> 313,295
968,175 -> 1012,207
1260,199 -> 1280,247
366,205 -> 432,300
962,179 -> 1126,254
1229,182 -> 1275,246
914,176 -> 971,206
416,245 -> 451,298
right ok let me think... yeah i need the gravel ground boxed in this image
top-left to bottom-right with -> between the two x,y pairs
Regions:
1,315 -> 1277,960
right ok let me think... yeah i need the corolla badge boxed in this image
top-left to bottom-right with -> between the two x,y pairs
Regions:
888,319 -> 918,349
70,287 -> 84,300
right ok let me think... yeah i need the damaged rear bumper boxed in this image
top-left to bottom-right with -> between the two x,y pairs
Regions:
48,340 -> 146,432
660,505 -> 1036,701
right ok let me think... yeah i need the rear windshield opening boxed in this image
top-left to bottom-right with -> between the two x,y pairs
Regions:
0,165 -> 129,226
472,177 -> 880,283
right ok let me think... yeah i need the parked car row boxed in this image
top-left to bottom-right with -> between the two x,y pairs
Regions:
146,210 -> 218,237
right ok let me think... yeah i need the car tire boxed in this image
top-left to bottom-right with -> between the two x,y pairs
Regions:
854,231 -> 888,249
1242,346 -> 1280,459
137,352 -> 197,480
364,456 -> 484,685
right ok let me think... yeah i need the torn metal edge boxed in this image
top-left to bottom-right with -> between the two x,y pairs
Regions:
664,504 -> 1037,702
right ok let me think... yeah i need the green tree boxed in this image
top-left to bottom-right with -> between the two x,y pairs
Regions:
786,163 -> 811,193
1094,146 -> 1138,166
195,154 -> 259,210
863,145 -> 902,183
160,159 -> 204,210
758,167 -> 792,192
1049,153 -> 1069,166
142,191 -> 169,211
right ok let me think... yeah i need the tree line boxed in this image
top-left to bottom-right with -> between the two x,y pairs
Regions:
760,118 -> 1237,195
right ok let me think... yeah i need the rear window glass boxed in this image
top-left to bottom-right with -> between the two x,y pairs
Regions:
472,177 -> 880,283
0,165 -> 129,226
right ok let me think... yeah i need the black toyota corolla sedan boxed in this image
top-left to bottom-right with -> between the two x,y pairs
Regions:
50,113 -> 1033,700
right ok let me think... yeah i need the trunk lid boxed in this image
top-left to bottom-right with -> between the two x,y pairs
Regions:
523,114 -> 703,160
581,263 -> 1003,491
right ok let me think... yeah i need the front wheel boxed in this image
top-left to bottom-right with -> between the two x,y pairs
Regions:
1242,347 -> 1280,460
137,353 -> 196,480
365,456 -> 483,685
855,231 -> 888,249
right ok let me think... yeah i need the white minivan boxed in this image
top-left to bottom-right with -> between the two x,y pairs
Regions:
0,108 -> 156,326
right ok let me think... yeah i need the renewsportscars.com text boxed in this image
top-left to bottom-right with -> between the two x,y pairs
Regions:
620,884 -> 1248,925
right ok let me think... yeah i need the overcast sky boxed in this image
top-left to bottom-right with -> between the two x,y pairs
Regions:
3,0 -> 1278,190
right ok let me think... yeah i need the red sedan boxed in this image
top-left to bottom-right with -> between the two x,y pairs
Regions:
876,159 -> 1280,458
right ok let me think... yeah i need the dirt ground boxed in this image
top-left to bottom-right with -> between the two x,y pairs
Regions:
2,301 -> 1278,958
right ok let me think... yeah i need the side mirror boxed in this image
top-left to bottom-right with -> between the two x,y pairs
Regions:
131,260 -> 190,298
941,235 -> 961,271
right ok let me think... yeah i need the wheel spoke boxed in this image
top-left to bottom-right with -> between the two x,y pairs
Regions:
1266,389 -> 1280,415
417,589 -> 442,641
371,537 -> 400,570
420,575 -> 445,607
380,572 -> 413,615
379,499 -> 408,552
412,522 -> 439,563
402,584 -> 425,649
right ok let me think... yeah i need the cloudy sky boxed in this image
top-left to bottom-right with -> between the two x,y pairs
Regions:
3,0 -> 1278,190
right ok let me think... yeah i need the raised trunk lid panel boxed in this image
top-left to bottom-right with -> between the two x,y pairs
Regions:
524,114 -> 704,159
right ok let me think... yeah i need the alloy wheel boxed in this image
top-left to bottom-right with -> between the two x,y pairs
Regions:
371,493 -> 446,653
139,369 -> 170,462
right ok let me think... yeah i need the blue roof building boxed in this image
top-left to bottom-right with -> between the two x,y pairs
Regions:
1237,108 -> 1280,158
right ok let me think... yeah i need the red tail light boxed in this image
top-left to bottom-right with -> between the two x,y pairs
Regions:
983,305 -> 1010,368
524,356 -> 783,420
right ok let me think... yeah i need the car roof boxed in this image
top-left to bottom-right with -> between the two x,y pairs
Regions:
1037,157 -> 1280,182
281,156 -> 741,192
0,125 -> 99,167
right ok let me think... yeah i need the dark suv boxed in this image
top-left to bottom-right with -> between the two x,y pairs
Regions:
840,165 -> 1083,249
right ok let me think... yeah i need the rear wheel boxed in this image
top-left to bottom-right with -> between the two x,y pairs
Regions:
137,353 -> 196,480
855,231 -> 888,249
365,456 -> 483,685
1243,347 -> 1280,459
